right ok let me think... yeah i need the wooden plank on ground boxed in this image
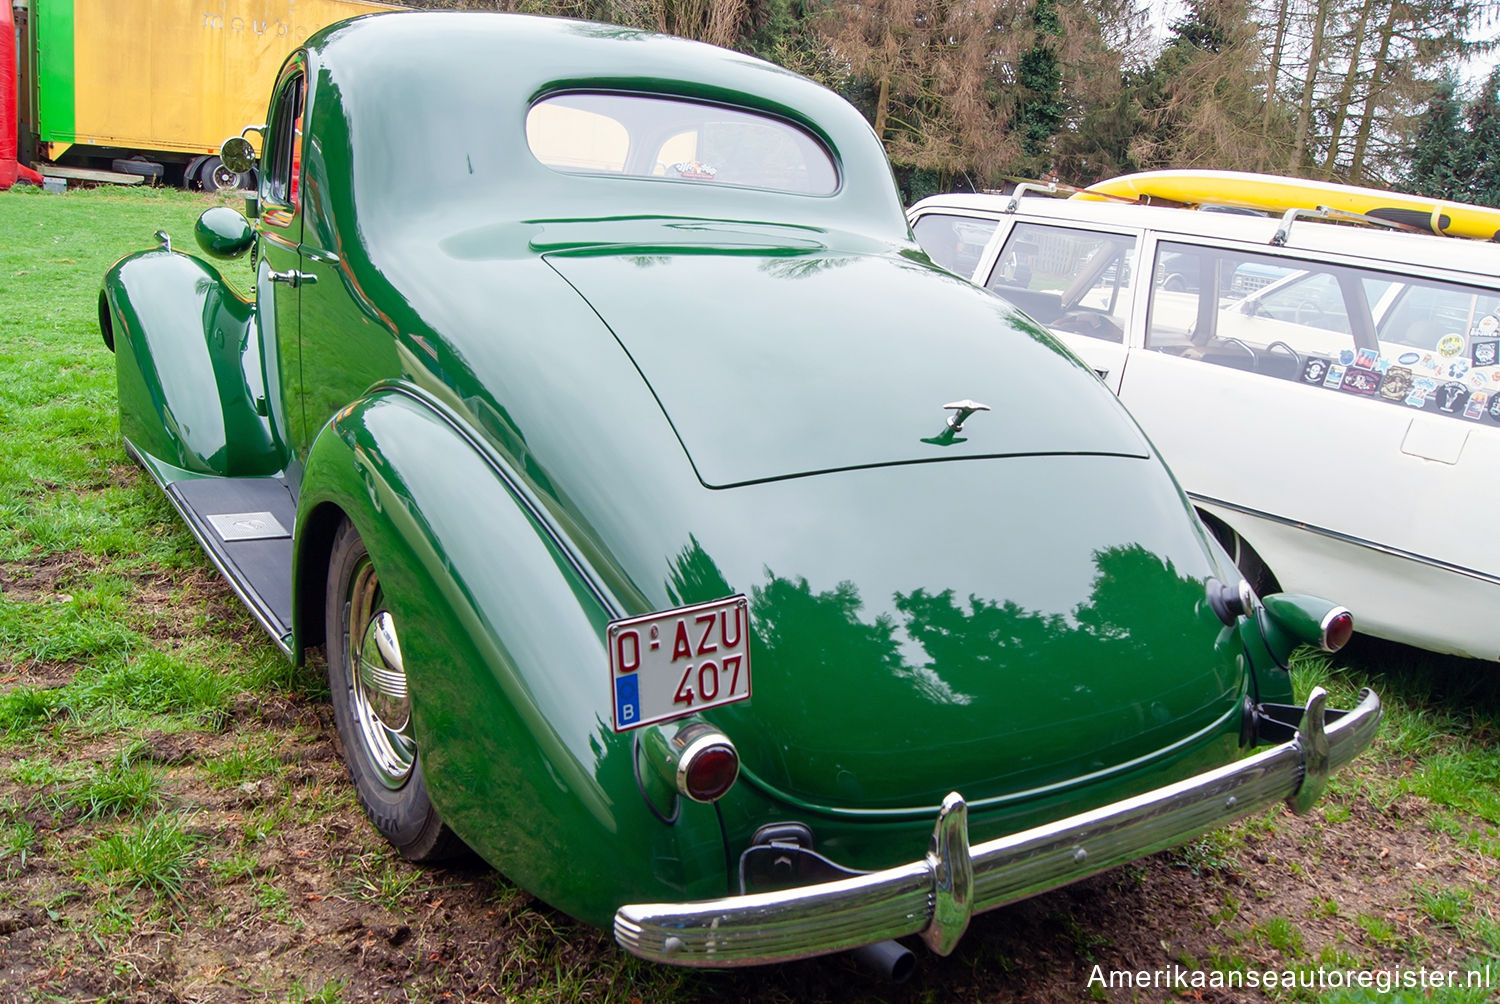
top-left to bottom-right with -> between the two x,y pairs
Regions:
37,164 -> 145,185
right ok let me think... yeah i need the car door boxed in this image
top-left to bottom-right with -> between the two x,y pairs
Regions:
977,220 -> 1139,392
256,62 -> 309,481
1114,236 -> 1500,623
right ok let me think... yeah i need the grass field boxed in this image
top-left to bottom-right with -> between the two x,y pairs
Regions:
2,184 -> 1499,1002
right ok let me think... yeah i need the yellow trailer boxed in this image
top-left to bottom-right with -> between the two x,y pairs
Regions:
15,0 -> 394,189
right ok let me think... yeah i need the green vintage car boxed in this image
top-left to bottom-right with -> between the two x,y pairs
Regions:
98,11 -> 1380,972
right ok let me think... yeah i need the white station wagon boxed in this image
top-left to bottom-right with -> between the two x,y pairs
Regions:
910,187 -> 1500,661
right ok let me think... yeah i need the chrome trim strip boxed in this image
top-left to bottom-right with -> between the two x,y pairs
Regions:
124,439 -> 294,656
615,687 -> 1380,967
1190,494 -> 1500,587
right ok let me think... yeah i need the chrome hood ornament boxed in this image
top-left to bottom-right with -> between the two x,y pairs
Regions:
942,400 -> 990,431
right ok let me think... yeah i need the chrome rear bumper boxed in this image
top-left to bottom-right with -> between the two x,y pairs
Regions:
615,686 -> 1380,966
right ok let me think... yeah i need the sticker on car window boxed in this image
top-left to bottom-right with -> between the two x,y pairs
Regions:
1341,369 -> 1381,396
1302,357 -> 1332,384
1438,333 -> 1466,358
669,160 -> 718,181
1472,340 -> 1498,368
1438,382 -> 1470,413
1379,367 -> 1414,401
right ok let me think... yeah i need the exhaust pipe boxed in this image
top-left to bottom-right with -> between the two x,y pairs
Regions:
850,939 -> 916,983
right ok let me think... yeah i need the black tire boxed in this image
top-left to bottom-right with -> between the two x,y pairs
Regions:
326,519 -> 464,862
181,155 -> 210,190
111,157 -> 165,183
199,155 -> 251,193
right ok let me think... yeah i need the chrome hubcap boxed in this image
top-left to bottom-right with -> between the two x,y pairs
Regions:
345,557 -> 416,789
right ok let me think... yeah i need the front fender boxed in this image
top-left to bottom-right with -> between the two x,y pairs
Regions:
100,249 -> 282,477
297,388 -> 729,926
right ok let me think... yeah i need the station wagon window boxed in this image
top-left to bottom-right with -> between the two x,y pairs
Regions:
1145,241 -> 1500,423
983,223 -> 1136,343
912,214 -> 997,277
526,93 -> 838,195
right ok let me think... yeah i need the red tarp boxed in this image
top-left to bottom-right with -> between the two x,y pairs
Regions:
3,3 -> 45,189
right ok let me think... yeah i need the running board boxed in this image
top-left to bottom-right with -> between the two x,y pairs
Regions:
162,476 -> 297,653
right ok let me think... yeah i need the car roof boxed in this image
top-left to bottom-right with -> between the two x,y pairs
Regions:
910,193 -> 1500,282
298,12 -> 909,242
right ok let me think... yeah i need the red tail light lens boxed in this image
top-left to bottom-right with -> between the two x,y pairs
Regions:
679,736 -> 740,803
1320,608 -> 1354,652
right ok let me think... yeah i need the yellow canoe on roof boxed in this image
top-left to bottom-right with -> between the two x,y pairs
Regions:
1075,169 -> 1500,242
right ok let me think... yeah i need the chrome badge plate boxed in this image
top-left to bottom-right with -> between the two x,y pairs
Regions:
607,595 -> 751,732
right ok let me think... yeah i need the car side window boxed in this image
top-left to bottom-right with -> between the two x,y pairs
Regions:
911,214 -> 997,278
263,70 -> 306,213
983,223 -> 1135,343
1145,243 -> 1355,383
1145,241 -> 1500,423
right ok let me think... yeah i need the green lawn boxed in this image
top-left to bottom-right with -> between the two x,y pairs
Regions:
1,184 -> 1498,1003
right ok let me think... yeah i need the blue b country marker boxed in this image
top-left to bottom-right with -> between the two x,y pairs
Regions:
615,673 -> 640,726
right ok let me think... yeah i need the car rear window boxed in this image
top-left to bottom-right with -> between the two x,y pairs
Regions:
526,92 -> 838,196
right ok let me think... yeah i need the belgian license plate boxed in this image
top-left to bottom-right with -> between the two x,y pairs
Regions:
608,595 -> 751,732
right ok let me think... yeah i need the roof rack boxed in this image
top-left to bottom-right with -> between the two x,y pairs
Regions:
1003,181 -> 1066,214
1270,205 -> 1426,247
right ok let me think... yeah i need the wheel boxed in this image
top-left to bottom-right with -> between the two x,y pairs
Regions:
326,520 -> 463,861
111,157 -> 165,184
181,155 -> 210,190
199,156 -> 251,193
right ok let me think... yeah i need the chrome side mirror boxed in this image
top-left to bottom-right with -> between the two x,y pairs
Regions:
220,134 -> 260,175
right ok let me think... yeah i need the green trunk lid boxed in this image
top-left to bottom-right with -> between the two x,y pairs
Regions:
545,247 -> 1149,488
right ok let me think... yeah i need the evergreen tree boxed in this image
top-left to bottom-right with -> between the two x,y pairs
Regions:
1463,68 -> 1500,207
1404,78 -> 1464,200
1015,0 -> 1065,174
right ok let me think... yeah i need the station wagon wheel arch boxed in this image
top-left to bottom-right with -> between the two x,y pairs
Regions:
1197,508 -> 1280,598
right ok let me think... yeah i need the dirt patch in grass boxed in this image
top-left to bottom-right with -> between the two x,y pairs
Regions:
133,563 -> 254,649
0,552 -> 101,603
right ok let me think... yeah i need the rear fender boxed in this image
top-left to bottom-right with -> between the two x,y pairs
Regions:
100,249 -> 282,477
296,388 -> 728,925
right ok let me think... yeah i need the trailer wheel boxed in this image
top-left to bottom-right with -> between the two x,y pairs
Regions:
111,157 -> 165,184
182,155 -> 211,190
199,156 -> 251,192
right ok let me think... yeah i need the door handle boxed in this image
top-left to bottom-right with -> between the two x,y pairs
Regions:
268,268 -> 317,288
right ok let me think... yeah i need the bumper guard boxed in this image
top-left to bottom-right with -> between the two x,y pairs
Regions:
615,686 -> 1380,966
